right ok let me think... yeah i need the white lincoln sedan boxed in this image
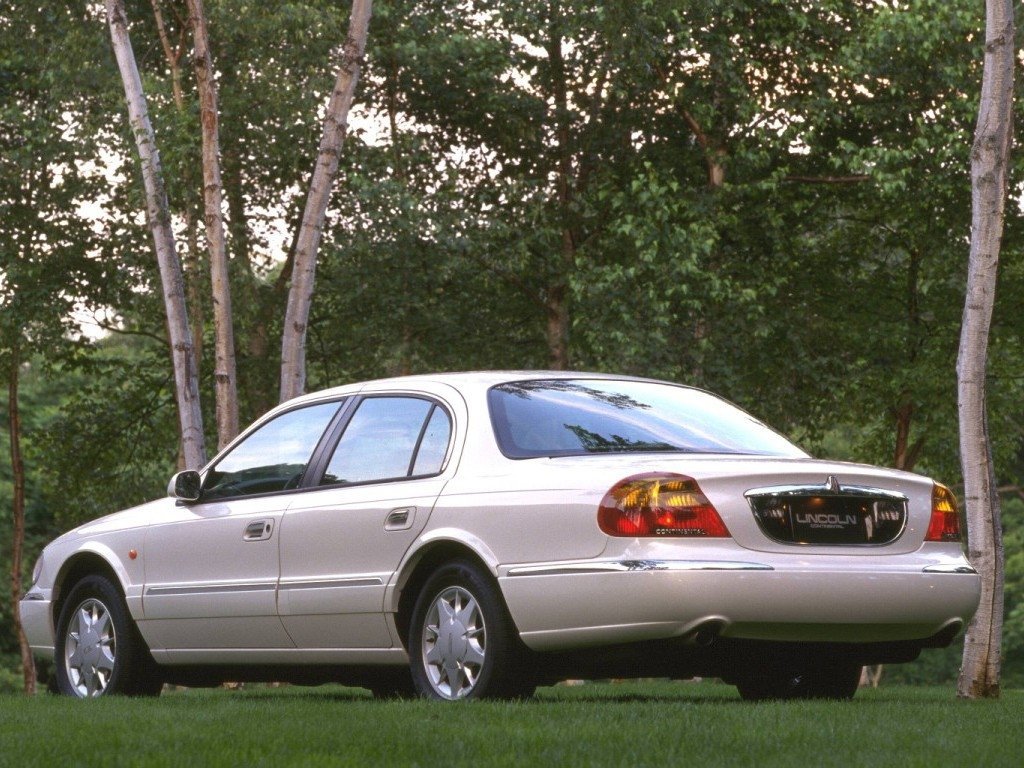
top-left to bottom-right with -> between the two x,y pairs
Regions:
21,371 -> 980,700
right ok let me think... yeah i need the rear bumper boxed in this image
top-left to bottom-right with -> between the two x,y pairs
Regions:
498,555 -> 981,651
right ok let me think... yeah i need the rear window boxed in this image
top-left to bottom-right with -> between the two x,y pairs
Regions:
487,379 -> 806,459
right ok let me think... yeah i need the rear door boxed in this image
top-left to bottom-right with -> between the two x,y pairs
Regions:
278,394 -> 455,649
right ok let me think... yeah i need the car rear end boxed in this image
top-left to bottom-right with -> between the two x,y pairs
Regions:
481,376 -> 979,657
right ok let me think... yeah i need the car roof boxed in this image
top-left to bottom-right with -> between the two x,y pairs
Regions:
286,370 -> 661,407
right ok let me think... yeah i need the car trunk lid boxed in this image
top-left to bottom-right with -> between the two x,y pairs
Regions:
542,454 -> 937,556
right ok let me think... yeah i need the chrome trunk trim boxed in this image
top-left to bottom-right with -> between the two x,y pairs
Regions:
745,478 -> 908,546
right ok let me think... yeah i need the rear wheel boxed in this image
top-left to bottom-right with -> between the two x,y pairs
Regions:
736,661 -> 861,701
55,575 -> 162,698
409,560 -> 535,700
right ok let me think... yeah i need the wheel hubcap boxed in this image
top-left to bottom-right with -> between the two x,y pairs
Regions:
422,586 -> 486,699
64,598 -> 116,698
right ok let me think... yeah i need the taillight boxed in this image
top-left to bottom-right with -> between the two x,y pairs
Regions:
926,483 -> 961,542
598,473 -> 730,537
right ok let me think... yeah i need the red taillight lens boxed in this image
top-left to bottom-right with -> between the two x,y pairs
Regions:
926,483 -> 961,542
598,473 -> 730,538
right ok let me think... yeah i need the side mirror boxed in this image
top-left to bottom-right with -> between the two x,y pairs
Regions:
168,470 -> 202,502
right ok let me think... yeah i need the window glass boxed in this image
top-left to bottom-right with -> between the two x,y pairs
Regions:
322,397 -> 447,486
488,380 -> 806,459
412,406 -> 452,476
204,401 -> 340,499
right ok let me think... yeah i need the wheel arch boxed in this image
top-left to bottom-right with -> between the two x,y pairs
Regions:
389,533 -> 507,651
51,547 -> 128,629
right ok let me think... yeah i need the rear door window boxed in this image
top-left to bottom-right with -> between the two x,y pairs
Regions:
320,396 -> 452,486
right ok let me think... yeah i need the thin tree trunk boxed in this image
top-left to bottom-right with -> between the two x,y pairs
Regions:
280,0 -> 373,402
680,107 -> 723,383
151,0 -> 205,367
106,0 -> 206,468
188,0 -> 239,448
8,347 -> 36,695
546,20 -> 573,371
957,0 -> 1013,700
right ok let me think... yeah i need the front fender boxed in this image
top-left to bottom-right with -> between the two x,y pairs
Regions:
54,538 -> 145,620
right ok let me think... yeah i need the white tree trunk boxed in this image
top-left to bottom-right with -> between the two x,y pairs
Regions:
957,0 -> 1013,699
106,0 -> 206,468
188,0 -> 240,448
280,0 -> 373,402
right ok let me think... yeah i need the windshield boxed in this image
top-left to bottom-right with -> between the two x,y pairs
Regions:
487,379 -> 806,459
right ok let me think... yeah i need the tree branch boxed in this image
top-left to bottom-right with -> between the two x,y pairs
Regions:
782,174 -> 871,184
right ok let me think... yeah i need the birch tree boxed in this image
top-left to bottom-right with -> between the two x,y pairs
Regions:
106,0 -> 206,468
957,0 -> 1013,699
187,0 -> 240,448
279,0 -> 373,402
150,0 -> 206,379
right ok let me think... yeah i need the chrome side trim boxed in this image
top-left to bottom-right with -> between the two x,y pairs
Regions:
146,583 -> 277,597
922,564 -> 977,575
278,578 -> 383,591
506,560 -> 773,577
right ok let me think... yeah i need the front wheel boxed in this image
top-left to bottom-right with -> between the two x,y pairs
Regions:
54,575 -> 162,698
408,560 -> 535,700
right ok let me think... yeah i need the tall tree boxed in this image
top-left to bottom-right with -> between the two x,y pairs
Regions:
105,0 -> 206,468
187,0 -> 240,448
957,0 -> 1013,699
5,344 -> 33,694
280,0 -> 373,402
150,0 -> 207,390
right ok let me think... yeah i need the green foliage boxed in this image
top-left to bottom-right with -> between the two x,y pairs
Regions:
1002,497 -> 1024,687
3,0 -> 1024,691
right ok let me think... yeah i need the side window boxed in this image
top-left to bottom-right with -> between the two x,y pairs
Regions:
203,401 -> 341,500
321,397 -> 452,486
412,406 -> 451,476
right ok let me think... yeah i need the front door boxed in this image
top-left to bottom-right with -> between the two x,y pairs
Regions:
140,400 -> 343,654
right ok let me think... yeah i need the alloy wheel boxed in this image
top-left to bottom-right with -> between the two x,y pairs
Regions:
421,586 -> 487,699
63,598 -> 117,698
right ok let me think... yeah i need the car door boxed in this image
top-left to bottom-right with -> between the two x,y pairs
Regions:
141,400 -> 343,654
277,394 -> 454,649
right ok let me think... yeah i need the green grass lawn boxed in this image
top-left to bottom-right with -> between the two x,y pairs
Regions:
1,682 -> 1020,767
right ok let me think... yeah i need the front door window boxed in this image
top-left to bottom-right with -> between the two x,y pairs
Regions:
204,401 -> 340,499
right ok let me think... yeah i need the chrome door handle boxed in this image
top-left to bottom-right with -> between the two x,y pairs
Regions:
384,507 -> 415,531
243,520 -> 273,541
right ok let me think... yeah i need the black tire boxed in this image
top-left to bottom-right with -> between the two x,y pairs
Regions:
54,575 -> 163,698
736,661 -> 861,701
408,560 -> 535,700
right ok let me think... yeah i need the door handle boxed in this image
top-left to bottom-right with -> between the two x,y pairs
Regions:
384,507 -> 415,531
243,520 -> 273,541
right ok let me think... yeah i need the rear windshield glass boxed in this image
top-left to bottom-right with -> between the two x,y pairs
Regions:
488,379 -> 806,459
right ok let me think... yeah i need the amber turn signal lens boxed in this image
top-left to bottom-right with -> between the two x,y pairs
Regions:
598,473 -> 730,538
926,483 -> 961,542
